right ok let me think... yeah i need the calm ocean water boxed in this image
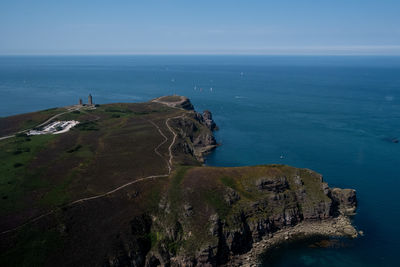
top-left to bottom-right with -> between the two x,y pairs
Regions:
1,55 -> 400,266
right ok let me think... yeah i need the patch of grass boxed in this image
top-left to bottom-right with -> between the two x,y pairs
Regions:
20,109 -> 63,130
12,147 -> 30,155
13,162 -> 23,168
39,177 -> 71,207
204,189 -> 230,219
0,226 -> 63,267
15,133 -> 28,138
57,111 -> 83,121
0,135 -> 55,214
220,176 -> 236,188
148,231 -> 159,248
146,186 -> 162,212
169,166 -> 191,212
75,121 -> 99,131
133,111 -> 151,115
297,169 -> 330,205
164,238 -> 181,255
105,107 -> 133,113
219,176 -> 256,200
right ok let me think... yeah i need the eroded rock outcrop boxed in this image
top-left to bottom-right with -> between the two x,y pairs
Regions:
115,166 -> 359,267
330,188 -> 357,215
169,106 -> 218,164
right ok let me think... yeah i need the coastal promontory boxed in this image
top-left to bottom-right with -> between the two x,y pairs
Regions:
0,96 -> 358,266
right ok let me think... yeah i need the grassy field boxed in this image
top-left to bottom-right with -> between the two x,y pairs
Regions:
0,134 -> 55,215
0,100 -> 197,265
1,101 -> 185,210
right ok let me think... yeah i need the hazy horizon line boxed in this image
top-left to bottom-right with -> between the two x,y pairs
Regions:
1,53 -> 400,57
2,45 -> 400,56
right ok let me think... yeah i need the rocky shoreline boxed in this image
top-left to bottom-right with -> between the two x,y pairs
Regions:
227,215 -> 358,266
132,169 -> 360,267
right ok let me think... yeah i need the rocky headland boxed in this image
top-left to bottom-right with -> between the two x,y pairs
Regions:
152,95 -> 218,163
0,96 -> 358,267
111,166 -> 358,267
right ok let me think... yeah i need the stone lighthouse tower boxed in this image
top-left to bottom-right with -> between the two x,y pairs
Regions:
88,94 -> 93,105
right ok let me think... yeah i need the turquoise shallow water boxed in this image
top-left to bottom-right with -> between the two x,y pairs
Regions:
1,56 -> 400,266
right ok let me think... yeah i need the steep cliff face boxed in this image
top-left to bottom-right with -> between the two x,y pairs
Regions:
169,109 -> 218,164
109,166 -> 357,267
106,215 -> 153,267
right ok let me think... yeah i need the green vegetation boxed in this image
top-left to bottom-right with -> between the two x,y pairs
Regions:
15,133 -> 28,138
0,226 -> 63,267
296,169 -> 331,209
0,108 -> 64,137
20,108 -> 63,130
169,166 -> 191,213
75,121 -> 99,131
204,189 -> 230,219
0,135 -> 55,214
105,107 -> 132,113
220,175 -> 256,200
220,176 -> 235,188
39,177 -> 72,207
56,112 -> 81,121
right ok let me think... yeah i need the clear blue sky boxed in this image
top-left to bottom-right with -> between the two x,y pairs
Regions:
1,0 -> 399,55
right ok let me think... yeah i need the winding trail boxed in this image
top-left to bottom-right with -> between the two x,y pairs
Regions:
0,113 -> 184,235
148,120 -> 171,173
166,115 -> 184,167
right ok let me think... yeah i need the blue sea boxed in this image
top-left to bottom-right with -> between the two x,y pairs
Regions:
1,55 -> 400,266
